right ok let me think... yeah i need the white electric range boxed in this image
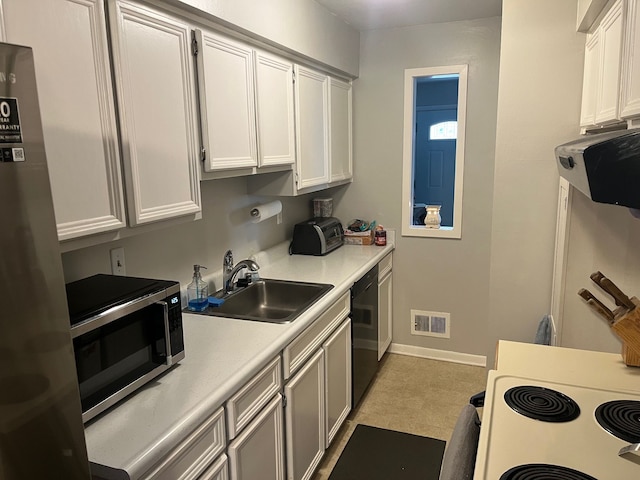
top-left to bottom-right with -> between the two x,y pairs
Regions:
474,369 -> 640,479
473,340 -> 640,480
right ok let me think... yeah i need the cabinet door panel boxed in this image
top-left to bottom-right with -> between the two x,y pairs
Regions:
378,272 -> 393,360
284,349 -> 325,480
196,30 -> 257,171
228,395 -> 285,480
109,0 -> 201,225
198,454 -> 228,480
595,0 -> 624,124
294,66 -> 329,190
329,78 -> 352,182
1,0 -> 125,240
580,31 -> 600,126
621,0 -> 640,118
256,51 -> 295,167
323,318 -> 351,447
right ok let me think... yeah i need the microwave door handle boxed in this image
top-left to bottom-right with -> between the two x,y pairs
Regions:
156,300 -> 172,366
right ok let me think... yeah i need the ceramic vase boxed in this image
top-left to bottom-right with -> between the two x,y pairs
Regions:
424,205 -> 441,229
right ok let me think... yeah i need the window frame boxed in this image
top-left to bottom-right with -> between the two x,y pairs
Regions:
401,65 -> 468,239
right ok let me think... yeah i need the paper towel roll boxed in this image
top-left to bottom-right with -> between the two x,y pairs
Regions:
251,200 -> 282,223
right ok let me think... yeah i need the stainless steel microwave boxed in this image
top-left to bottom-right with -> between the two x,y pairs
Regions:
65,274 -> 185,422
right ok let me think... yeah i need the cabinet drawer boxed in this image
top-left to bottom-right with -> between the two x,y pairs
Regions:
378,253 -> 393,279
226,356 -> 282,439
283,292 -> 350,379
143,408 -> 225,480
197,454 -> 228,480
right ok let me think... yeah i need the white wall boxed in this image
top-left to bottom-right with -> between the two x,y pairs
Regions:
332,17 -> 502,358
168,0 -> 360,77
561,193 -> 640,353
62,179 -> 314,289
487,0 -> 584,362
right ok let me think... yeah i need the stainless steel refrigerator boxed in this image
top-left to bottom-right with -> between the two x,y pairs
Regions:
0,43 -> 90,478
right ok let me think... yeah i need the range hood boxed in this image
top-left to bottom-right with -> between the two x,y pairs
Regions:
555,129 -> 640,209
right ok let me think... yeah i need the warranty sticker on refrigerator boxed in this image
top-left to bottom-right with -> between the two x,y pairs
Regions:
0,97 -> 25,162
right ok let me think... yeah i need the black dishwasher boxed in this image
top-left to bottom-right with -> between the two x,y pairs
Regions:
351,265 -> 379,407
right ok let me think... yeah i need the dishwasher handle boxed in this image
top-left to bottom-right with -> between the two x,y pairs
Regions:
352,265 -> 378,298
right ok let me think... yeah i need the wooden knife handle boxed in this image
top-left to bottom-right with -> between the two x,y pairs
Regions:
590,271 -> 635,310
579,288 -> 615,324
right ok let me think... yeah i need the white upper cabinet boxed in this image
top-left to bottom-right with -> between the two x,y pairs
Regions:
1,0 -> 126,240
595,0 -> 624,124
255,50 -> 296,168
329,78 -> 353,183
294,65 -> 330,190
108,0 -> 201,226
621,0 -> 640,118
195,29 -> 258,171
248,67 -> 352,196
580,31 -> 601,126
580,0 -> 625,127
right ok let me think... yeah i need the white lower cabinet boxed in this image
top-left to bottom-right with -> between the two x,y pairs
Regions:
282,292 -> 352,480
142,408 -> 226,480
228,394 -> 285,480
198,454 -> 229,480
323,318 -> 352,447
284,349 -> 326,480
378,254 -> 393,360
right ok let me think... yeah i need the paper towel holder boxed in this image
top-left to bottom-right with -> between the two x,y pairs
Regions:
250,200 -> 282,224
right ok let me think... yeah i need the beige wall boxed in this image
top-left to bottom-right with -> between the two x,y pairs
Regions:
62,179 -> 314,289
332,17 -> 502,358
487,0 -> 584,362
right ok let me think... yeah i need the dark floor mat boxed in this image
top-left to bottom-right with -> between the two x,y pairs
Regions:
328,424 -> 446,480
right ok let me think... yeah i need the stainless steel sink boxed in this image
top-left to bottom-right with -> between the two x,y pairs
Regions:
195,279 -> 334,324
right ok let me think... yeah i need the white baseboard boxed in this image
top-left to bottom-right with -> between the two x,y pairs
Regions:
388,343 -> 487,367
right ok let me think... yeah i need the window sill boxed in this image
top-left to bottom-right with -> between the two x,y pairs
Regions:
401,225 -> 461,239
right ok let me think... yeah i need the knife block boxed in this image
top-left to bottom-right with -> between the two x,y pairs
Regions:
612,297 -> 640,367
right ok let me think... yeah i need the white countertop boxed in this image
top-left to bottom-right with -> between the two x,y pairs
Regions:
494,340 -> 640,391
84,241 -> 393,479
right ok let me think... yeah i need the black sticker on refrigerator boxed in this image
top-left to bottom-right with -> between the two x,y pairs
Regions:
0,147 -> 25,162
0,97 -> 22,144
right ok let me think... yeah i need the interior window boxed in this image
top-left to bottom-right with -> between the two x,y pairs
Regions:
401,65 -> 468,239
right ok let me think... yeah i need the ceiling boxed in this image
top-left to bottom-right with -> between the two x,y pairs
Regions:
315,0 -> 503,31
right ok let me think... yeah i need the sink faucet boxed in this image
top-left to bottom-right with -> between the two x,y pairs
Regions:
223,250 -> 260,294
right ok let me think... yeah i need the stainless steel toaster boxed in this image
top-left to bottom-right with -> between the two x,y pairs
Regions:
290,217 -> 344,256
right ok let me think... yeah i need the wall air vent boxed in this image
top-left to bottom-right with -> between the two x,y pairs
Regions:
411,310 -> 450,338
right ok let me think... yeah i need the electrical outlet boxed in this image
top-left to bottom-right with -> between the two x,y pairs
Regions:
110,247 -> 126,276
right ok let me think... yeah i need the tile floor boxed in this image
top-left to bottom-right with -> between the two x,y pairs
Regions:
312,353 -> 488,480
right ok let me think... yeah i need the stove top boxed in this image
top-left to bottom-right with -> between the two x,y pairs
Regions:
474,372 -> 640,479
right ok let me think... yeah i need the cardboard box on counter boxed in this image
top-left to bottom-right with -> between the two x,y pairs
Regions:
344,229 -> 375,245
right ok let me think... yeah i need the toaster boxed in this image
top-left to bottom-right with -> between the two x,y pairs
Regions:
290,217 -> 344,256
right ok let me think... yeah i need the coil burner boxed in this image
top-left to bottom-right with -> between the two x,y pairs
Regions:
499,463 -> 597,480
595,400 -> 640,443
503,385 -> 580,422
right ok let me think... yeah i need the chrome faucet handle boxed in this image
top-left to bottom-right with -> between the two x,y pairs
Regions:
223,250 -> 234,273
619,443 -> 640,465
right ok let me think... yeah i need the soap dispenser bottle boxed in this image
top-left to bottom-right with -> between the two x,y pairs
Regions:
187,264 -> 208,312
